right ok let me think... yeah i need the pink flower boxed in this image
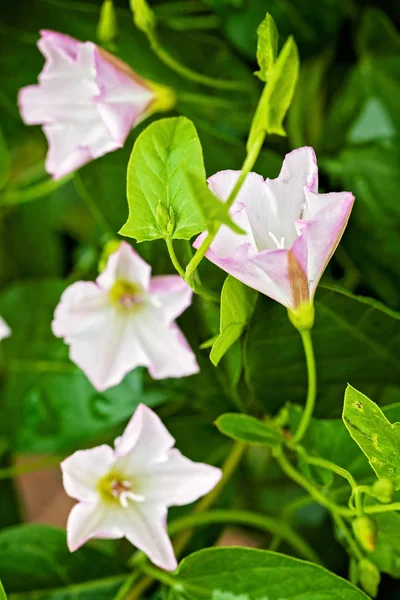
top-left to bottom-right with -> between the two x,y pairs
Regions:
52,242 -> 199,391
195,147 -> 354,311
18,31 -> 162,179
61,404 -> 222,570
0,317 -> 11,341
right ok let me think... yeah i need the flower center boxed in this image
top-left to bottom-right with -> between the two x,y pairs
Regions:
109,280 -> 144,311
97,472 -> 144,507
268,232 -> 285,249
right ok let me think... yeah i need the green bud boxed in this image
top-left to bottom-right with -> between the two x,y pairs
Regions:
167,206 -> 175,236
131,0 -> 155,35
156,201 -> 175,236
156,201 -> 169,232
98,239 -> 121,273
352,515 -> 378,553
97,0 -> 118,45
287,302 -> 315,331
359,559 -> 380,598
371,478 -> 394,504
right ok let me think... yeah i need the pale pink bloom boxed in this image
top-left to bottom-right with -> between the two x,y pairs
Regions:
61,403 -> 222,570
18,30 -> 156,180
0,317 -> 11,341
195,147 -> 354,310
52,242 -> 199,391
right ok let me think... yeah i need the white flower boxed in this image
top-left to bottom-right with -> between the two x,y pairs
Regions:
0,317 -> 11,341
61,404 -> 222,570
52,242 -> 199,391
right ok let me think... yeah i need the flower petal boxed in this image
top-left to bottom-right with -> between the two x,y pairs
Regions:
67,502 -> 122,551
291,190 -> 355,299
141,448 -> 222,506
120,503 -> 177,571
96,242 -> 151,291
52,281 -> 110,339
94,48 -> 154,144
261,146 -> 318,245
61,445 -> 115,502
115,404 -> 175,465
148,276 -> 193,322
135,319 -> 199,379
18,31 -> 151,179
0,317 -> 11,341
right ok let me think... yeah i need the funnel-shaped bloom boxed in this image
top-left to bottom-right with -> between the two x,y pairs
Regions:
18,31 -> 173,179
62,404 -> 222,570
195,147 -> 354,311
0,317 -> 11,341
52,242 -> 199,391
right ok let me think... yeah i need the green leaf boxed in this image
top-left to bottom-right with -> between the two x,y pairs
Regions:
357,7 -> 400,57
0,525 -> 126,594
254,13 -> 278,82
169,548 -> 368,599
0,580 -> 7,600
215,413 -> 282,447
343,385 -> 400,488
245,286 -> 400,416
370,511 -> 400,578
120,117 -> 206,242
185,171 -> 244,236
210,277 -> 257,366
248,35 -> 299,148
0,280 -> 168,453
288,402 -> 400,487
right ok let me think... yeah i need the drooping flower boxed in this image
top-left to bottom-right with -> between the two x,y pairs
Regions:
61,403 -> 222,570
0,317 -> 11,341
195,147 -> 354,314
18,30 -> 175,180
52,242 -> 199,391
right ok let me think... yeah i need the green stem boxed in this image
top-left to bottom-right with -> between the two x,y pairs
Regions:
126,442 -> 246,600
302,454 -> 363,516
2,174 -> 72,206
178,92 -> 248,110
292,329 -> 317,443
173,441 -> 246,557
303,455 -> 358,493
185,133 -> 265,280
364,502 -> 400,515
139,563 -> 178,588
269,494 -> 315,553
136,16 -> 247,91
165,238 -> 219,302
168,509 -> 321,565
332,512 -> 363,562
165,237 -> 186,279
275,449 -> 353,518
74,173 -> 113,236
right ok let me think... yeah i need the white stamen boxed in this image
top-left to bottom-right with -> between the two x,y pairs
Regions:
111,479 -> 145,508
268,232 -> 285,249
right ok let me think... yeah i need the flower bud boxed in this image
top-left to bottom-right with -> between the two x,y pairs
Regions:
156,201 -> 175,236
371,478 -> 394,504
97,0 -> 118,44
352,515 -> 378,552
359,559 -> 380,598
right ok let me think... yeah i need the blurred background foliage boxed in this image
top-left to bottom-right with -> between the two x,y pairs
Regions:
1,0 -> 400,598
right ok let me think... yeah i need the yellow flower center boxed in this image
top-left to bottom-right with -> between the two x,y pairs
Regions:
97,471 -> 143,507
109,280 -> 144,311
